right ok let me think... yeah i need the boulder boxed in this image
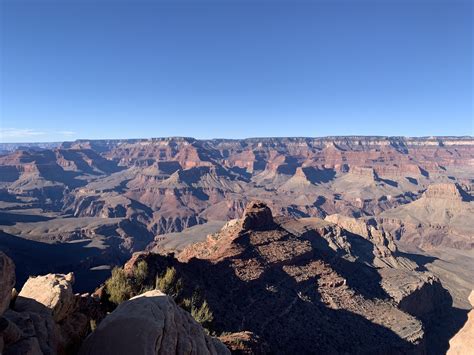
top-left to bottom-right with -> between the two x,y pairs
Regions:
58,312 -> 90,353
0,252 -> 15,314
3,309 -> 51,355
0,316 -> 22,346
447,290 -> 474,355
16,273 -> 76,322
79,290 -> 229,355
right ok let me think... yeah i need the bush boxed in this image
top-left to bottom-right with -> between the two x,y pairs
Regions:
182,290 -> 213,328
191,299 -> 213,326
155,267 -> 183,299
105,267 -> 133,305
133,260 -> 149,291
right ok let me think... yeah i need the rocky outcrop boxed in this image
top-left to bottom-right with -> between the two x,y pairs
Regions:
379,183 -> 474,250
324,214 -> 417,269
0,252 -> 15,314
16,273 -> 76,322
0,255 -> 93,355
166,203 -> 452,353
423,183 -> 470,201
448,290 -> 474,354
379,268 -> 451,320
240,200 -> 276,231
79,290 -> 229,355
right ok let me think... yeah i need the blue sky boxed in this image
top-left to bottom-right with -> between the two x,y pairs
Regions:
0,0 -> 472,142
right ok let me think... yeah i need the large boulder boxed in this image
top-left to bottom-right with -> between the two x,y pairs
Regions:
7,272 -> 91,354
448,290 -> 474,354
79,290 -> 229,355
2,309 -> 49,355
16,273 -> 76,322
0,252 -> 15,314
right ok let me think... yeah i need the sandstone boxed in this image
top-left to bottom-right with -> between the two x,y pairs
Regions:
323,214 -> 415,269
1,263 -> 91,355
17,273 -> 76,322
79,290 -> 229,355
447,290 -> 474,355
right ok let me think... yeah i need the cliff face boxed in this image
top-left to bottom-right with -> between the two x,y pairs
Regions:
422,183 -> 471,201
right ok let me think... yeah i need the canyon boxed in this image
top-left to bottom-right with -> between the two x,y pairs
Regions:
0,136 -> 473,354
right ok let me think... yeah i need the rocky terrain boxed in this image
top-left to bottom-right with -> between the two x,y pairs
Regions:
0,136 -> 473,353
0,251 -> 228,355
116,201 -> 461,353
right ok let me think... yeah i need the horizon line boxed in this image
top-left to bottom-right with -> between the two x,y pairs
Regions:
1,135 -> 474,145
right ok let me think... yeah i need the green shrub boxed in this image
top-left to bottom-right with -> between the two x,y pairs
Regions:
191,299 -> 213,326
155,267 -> 183,299
105,267 -> 133,305
90,319 -> 97,332
133,260 -> 149,292
181,290 -> 213,327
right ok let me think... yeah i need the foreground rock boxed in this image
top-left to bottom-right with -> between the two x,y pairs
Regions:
448,290 -> 474,355
0,254 -> 93,355
17,273 -> 76,322
79,290 -> 229,355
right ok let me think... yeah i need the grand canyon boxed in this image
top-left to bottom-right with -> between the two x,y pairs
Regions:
0,136 -> 472,354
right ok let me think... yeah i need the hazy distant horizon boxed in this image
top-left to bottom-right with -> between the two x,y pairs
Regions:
1,135 -> 473,146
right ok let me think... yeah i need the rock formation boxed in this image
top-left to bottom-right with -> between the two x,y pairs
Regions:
17,273 -> 76,322
447,290 -> 474,355
0,136 -> 472,353
124,201 -> 452,353
1,136 -> 473,293
423,183 -> 471,201
79,290 -> 229,355
0,254 -> 93,354
219,331 -> 268,354
0,251 -> 229,355
379,182 -> 474,249
240,200 -> 276,231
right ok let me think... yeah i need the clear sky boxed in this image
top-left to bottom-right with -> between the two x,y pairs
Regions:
0,0 -> 472,142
